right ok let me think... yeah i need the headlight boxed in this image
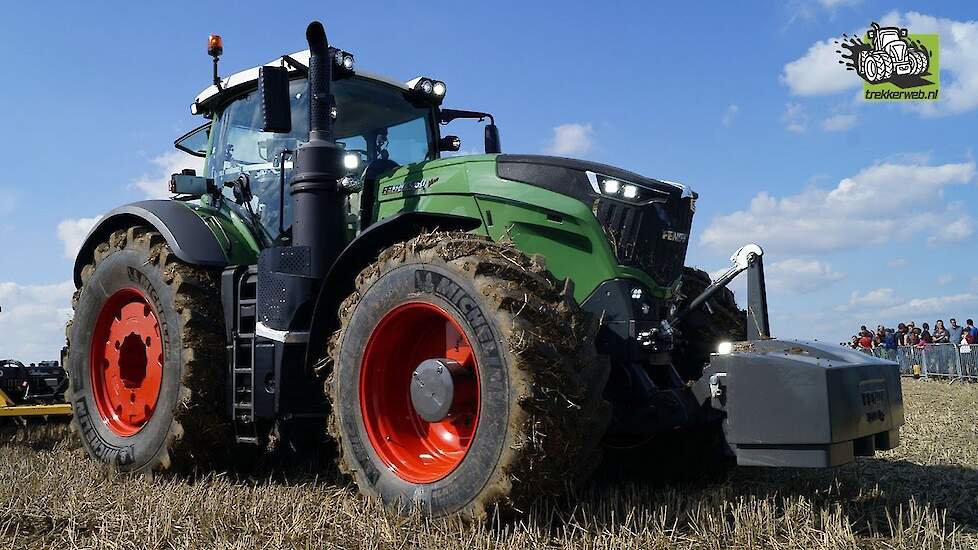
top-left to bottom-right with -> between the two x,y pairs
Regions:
586,171 -> 653,203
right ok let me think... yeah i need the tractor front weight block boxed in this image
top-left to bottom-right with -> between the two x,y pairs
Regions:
695,339 -> 904,468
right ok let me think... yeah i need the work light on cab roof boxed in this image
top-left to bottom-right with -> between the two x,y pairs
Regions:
406,76 -> 447,104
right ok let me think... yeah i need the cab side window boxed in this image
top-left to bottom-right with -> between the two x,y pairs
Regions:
212,80 -> 310,239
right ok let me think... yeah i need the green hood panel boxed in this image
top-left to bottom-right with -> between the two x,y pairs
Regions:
373,156 -> 674,302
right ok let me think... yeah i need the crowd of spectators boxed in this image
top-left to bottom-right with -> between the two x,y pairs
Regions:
847,318 -> 978,350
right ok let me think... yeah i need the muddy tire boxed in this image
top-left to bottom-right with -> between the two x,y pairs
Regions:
66,226 -> 229,472
325,232 -> 611,520
672,266 -> 746,381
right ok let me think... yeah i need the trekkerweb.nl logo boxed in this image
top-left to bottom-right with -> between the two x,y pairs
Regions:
836,22 -> 939,101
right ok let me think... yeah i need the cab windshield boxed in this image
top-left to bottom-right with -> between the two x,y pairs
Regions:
207,76 -> 435,240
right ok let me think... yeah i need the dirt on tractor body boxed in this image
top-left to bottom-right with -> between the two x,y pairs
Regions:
1,378 -> 976,549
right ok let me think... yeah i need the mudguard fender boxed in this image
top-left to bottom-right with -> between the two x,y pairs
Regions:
72,200 -> 229,287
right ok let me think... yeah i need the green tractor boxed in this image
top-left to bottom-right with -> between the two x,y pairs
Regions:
66,21 -> 903,519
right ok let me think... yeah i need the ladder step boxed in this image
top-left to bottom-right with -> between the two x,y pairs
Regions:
236,436 -> 259,444
234,403 -> 253,409
234,368 -> 253,374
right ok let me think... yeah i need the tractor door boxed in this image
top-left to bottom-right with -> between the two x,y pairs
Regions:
208,79 -> 311,244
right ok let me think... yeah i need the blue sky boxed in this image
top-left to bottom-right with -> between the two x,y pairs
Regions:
1,1 -> 976,361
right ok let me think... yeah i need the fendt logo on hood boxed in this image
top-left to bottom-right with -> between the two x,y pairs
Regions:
836,22 -> 939,102
381,177 -> 440,196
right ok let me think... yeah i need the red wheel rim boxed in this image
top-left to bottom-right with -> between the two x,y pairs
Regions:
89,288 -> 164,436
360,302 -> 481,483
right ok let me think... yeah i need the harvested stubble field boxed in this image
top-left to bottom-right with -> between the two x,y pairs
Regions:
1,378 -> 976,549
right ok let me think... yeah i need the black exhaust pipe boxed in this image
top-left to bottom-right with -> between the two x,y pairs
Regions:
291,21 -> 346,277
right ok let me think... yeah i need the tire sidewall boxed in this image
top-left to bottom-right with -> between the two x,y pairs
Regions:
335,262 -> 512,515
70,248 -> 183,470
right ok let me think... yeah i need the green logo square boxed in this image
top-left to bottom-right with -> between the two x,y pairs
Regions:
852,27 -> 939,101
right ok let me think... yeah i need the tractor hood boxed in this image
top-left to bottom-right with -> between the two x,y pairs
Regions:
495,154 -> 696,287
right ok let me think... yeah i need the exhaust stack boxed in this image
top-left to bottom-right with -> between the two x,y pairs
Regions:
291,20 -> 346,277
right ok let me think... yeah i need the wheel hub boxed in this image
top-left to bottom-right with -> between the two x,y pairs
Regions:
410,358 -> 466,422
359,301 -> 481,483
89,288 -> 164,437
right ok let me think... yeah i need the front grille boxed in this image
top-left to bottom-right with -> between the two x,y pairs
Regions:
594,196 -> 694,286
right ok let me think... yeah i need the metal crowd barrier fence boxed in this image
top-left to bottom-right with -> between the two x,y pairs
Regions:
859,343 -> 978,380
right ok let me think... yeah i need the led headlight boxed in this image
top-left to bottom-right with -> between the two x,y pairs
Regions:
588,173 -> 642,202
332,49 -> 355,72
406,77 -> 447,104
343,153 -> 360,171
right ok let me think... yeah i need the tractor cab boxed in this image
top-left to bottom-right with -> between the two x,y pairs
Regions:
180,58 -> 442,245
177,47 -> 500,249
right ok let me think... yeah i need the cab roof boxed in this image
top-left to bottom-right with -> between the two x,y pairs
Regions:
192,49 -> 409,115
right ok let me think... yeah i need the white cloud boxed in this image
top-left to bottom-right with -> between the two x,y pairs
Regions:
937,274 -> 954,285
0,280 -> 74,364
879,11 -> 978,116
880,292 -> 978,319
722,104 -> 740,127
782,103 -> 808,133
545,123 -> 593,156
841,287 -> 898,310
56,216 -> 102,260
766,258 -> 844,293
822,113 -> 857,132
133,151 -> 204,199
781,38 -> 860,96
887,258 -> 909,268
838,286 -> 978,319
700,159 -> 976,255
928,215 -> 973,245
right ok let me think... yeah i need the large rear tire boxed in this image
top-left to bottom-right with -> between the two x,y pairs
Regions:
325,232 -> 610,519
66,226 -> 229,472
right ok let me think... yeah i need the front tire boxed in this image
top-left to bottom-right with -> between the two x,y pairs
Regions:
672,267 -> 746,381
326,232 -> 610,519
67,226 -> 229,472
865,52 -> 894,83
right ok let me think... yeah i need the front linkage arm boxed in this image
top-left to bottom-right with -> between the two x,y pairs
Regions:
660,243 -> 770,343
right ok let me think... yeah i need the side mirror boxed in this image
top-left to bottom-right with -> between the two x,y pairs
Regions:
439,135 -> 461,152
258,66 -> 291,133
485,124 -> 502,154
900,28 -> 908,37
